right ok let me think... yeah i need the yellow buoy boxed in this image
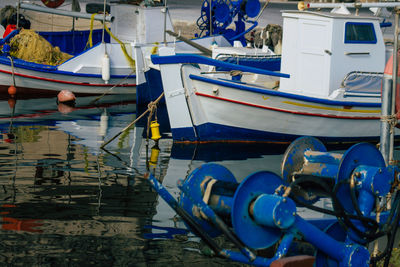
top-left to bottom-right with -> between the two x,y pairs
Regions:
298,1 -> 307,11
150,120 -> 161,141
149,144 -> 160,168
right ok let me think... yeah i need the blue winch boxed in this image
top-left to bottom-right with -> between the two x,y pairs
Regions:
196,0 -> 261,46
146,136 -> 400,266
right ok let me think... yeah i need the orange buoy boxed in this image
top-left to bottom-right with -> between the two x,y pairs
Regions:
41,0 -> 65,8
8,85 -> 16,96
57,89 -> 76,103
384,53 -> 400,119
57,103 -> 75,114
8,98 -> 16,109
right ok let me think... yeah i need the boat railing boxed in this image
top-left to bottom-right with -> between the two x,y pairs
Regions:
214,53 -> 281,72
341,71 -> 383,97
215,54 -> 281,60
151,53 -> 289,79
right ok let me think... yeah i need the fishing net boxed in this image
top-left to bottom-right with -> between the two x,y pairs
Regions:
9,29 -> 72,65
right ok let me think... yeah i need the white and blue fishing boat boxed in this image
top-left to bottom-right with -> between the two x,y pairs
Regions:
0,1 -> 178,96
152,2 -> 400,143
0,0 -> 276,103
134,0 -> 283,104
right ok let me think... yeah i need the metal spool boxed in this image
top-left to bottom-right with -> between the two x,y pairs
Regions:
244,0 -> 261,18
281,136 -> 388,214
281,136 -> 327,182
178,163 -> 237,237
196,0 -> 260,41
335,142 -> 386,213
179,163 -> 291,250
231,171 -> 287,249
281,136 -> 328,204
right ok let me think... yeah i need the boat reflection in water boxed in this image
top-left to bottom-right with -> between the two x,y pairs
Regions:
0,92 -> 242,265
0,92 -> 387,265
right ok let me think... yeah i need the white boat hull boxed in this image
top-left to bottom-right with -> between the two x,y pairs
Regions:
0,42 -> 136,95
0,64 -> 136,95
160,62 -> 389,143
185,74 -> 382,142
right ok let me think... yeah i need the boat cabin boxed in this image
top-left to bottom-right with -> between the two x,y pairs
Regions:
110,3 -> 174,44
279,11 -> 385,98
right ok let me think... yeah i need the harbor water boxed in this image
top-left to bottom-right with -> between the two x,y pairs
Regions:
0,94 -> 298,266
1,93 -> 399,266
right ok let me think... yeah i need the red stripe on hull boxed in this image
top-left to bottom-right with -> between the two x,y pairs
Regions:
0,69 -> 136,87
195,92 -> 379,120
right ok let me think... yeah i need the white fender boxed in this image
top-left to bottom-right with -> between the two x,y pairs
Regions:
101,53 -> 110,84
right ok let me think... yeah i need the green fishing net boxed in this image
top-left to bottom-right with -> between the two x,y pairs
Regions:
9,29 -> 72,65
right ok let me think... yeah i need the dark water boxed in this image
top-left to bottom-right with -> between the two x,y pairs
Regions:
1,92 -> 400,266
0,92 -> 291,266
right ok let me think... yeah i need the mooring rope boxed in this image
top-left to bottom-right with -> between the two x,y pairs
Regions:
146,100 -> 158,141
7,56 -> 16,86
100,92 -> 164,149
91,70 -> 135,104
380,114 -> 398,133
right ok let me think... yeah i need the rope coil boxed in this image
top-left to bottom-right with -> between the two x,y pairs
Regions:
380,114 -> 398,133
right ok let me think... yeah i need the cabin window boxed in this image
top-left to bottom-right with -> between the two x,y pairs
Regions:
344,22 -> 377,44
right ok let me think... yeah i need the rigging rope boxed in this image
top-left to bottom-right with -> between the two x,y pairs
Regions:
86,13 -> 135,71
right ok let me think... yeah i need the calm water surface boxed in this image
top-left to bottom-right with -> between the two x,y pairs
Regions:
0,92 -> 398,266
0,92 -> 292,266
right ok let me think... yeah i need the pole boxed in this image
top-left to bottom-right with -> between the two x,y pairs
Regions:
19,3 -> 113,22
209,0 -> 213,36
301,1 -> 400,9
163,0 -> 168,45
102,0 -> 107,44
17,0 -> 20,28
165,30 -> 212,56
379,76 -> 393,165
390,8 -> 399,164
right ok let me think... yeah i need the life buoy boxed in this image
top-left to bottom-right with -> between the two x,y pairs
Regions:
383,53 -> 400,120
41,0 -> 65,8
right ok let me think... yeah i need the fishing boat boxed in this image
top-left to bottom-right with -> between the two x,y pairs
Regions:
151,2 -> 400,143
0,1 -> 177,96
134,0 -> 283,105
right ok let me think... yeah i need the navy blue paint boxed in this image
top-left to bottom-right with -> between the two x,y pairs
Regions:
136,82 -> 150,106
171,127 -> 197,142
151,53 -> 290,78
171,122 -> 384,143
190,74 -> 381,107
39,29 -> 110,56
136,68 -> 165,105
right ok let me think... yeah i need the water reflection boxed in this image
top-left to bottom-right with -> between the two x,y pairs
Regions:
0,93 -> 252,266
2,93 -> 392,266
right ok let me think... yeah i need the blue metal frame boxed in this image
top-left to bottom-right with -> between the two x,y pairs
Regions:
151,53 -> 290,78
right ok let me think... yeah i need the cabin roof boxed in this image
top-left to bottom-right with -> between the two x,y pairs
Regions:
281,10 -> 380,21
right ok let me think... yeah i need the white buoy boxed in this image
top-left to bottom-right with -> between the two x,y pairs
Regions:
99,109 -> 109,139
102,53 -> 110,84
